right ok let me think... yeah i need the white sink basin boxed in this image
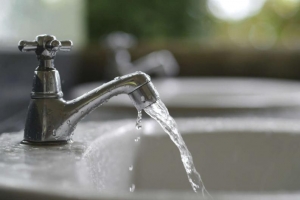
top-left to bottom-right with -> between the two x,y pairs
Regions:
1,118 -> 300,199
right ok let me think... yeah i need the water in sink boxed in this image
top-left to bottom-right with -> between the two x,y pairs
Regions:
144,99 -> 212,198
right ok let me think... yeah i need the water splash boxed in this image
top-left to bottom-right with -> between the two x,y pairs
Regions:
144,100 -> 212,198
136,111 -> 142,130
129,165 -> 133,171
129,184 -> 135,192
134,137 -> 140,142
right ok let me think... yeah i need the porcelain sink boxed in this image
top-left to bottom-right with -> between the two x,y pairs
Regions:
71,78 -> 300,119
1,118 -> 300,199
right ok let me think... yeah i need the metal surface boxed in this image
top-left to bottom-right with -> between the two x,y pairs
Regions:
18,34 -> 72,69
19,34 -> 159,144
104,31 -> 179,79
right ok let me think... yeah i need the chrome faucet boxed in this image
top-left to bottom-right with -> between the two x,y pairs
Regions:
104,31 -> 179,79
18,34 -> 159,144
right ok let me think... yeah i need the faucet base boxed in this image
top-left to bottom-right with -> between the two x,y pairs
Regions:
21,140 -> 71,145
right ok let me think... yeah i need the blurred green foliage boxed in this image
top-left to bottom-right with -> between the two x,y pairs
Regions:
87,0 -> 300,50
211,0 -> 300,49
87,0 -> 209,41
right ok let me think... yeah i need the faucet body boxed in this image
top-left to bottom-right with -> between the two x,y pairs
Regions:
19,35 -> 159,144
104,31 -> 179,79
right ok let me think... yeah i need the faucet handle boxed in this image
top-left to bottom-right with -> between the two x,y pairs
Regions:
18,40 -> 38,52
18,34 -> 73,60
59,40 -> 73,51
45,40 -> 73,52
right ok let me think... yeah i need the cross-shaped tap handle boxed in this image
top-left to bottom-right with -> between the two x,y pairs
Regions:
18,34 -> 73,60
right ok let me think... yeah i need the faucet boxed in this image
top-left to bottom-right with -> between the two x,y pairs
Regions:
103,31 -> 179,79
18,34 -> 159,144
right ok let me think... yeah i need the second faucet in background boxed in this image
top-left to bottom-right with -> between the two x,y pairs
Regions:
103,31 -> 180,79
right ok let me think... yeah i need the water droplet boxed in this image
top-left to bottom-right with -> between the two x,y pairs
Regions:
70,132 -> 75,139
134,137 -> 140,142
52,130 -> 56,136
141,96 -> 146,103
135,111 -> 142,130
129,184 -> 135,192
129,165 -> 133,171
114,76 -> 120,80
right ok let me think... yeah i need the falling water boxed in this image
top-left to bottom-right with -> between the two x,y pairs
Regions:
129,165 -> 133,171
129,184 -> 135,192
144,99 -> 212,198
136,111 -> 142,130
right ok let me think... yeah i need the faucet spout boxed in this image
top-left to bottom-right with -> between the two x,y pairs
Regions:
22,71 -> 159,144
65,71 -> 159,125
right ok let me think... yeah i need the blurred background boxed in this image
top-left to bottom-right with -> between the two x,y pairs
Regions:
2,0 -> 300,132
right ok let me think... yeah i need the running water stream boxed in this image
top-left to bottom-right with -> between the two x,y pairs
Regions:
143,99 -> 212,198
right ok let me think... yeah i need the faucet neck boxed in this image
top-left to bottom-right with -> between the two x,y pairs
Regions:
31,68 -> 63,99
37,59 -> 55,70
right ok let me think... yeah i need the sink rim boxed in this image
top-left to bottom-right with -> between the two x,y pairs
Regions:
142,117 -> 300,136
2,181 -> 300,200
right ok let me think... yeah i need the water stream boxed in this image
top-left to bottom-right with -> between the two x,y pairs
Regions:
144,99 -> 212,198
136,111 -> 143,130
